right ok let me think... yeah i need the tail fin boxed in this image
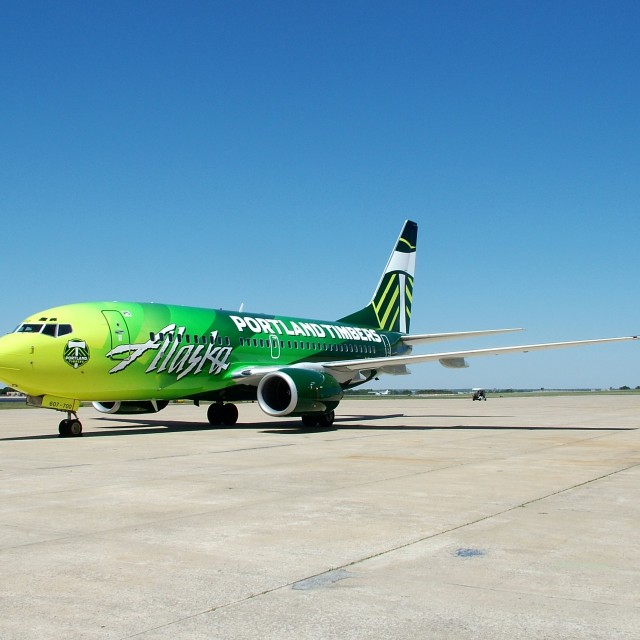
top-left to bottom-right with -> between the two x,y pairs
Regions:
339,220 -> 417,333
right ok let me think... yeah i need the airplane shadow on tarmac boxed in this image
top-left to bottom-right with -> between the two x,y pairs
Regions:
1,414 -> 635,441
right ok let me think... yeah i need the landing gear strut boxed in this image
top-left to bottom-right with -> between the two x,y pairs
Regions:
207,402 -> 239,426
58,412 -> 83,437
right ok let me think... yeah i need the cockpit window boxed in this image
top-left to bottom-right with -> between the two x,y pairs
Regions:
17,324 -> 44,333
41,324 -> 57,337
15,323 -> 73,337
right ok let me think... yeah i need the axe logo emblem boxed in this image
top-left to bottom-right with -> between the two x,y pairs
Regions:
63,339 -> 90,369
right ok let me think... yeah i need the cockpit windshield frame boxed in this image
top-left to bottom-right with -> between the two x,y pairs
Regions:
15,323 -> 73,337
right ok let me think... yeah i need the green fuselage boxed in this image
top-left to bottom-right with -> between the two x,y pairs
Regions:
0,301 -> 407,403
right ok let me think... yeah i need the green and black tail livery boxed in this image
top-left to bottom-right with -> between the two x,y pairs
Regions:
339,220 -> 417,333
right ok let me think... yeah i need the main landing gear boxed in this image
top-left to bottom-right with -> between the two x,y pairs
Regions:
301,411 -> 335,429
59,412 -> 83,437
207,402 -> 239,426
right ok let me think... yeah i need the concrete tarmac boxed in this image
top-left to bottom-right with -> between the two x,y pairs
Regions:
1,395 -> 639,639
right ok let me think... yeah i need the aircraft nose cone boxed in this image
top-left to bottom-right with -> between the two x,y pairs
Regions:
0,334 -> 31,384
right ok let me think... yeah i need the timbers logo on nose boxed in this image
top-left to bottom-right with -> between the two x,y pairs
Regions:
64,339 -> 90,368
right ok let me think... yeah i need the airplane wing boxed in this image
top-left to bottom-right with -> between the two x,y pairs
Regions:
324,335 -> 639,374
402,328 -> 523,346
230,335 -> 638,385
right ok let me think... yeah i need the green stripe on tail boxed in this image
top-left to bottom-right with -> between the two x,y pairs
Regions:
338,220 -> 417,333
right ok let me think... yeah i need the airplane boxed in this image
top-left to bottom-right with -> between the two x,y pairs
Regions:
0,220 -> 636,437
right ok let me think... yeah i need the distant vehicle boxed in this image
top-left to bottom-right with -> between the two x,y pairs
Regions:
472,388 -> 487,401
368,390 -> 391,396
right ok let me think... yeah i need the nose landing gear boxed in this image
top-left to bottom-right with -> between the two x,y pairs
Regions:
59,412 -> 83,437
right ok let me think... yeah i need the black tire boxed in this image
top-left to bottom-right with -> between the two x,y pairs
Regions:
59,419 -> 70,437
317,411 -> 335,428
301,415 -> 319,428
69,419 -> 83,436
207,403 -> 223,425
221,403 -> 239,426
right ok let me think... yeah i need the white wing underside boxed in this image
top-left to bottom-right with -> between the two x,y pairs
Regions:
402,327 -> 523,345
232,335 -> 638,386
324,336 -> 638,376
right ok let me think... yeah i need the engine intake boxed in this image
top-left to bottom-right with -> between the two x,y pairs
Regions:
257,368 -> 342,417
92,400 -> 169,415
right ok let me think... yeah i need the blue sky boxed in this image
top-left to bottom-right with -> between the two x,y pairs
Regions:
2,1 -> 638,389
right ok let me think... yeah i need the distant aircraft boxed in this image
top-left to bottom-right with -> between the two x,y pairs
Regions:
0,220 -> 636,436
369,390 -> 391,396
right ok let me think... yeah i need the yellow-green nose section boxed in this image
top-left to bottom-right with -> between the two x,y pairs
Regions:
0,333 -> 33,391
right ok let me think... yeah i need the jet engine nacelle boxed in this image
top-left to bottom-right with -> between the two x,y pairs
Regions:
257,368 -> 343,417
92,400 -> 169,414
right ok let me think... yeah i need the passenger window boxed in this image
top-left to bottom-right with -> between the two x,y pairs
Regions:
225,337 -> 230,346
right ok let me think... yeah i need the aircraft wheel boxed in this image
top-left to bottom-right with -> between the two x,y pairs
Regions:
221,403 -> 238,426
207,403 -> 223,425
301,415 -> 319,428
59,419 -> 71,437
69,419 -> 83,436
317,411 -> 335,428
59,418 -> 83,437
